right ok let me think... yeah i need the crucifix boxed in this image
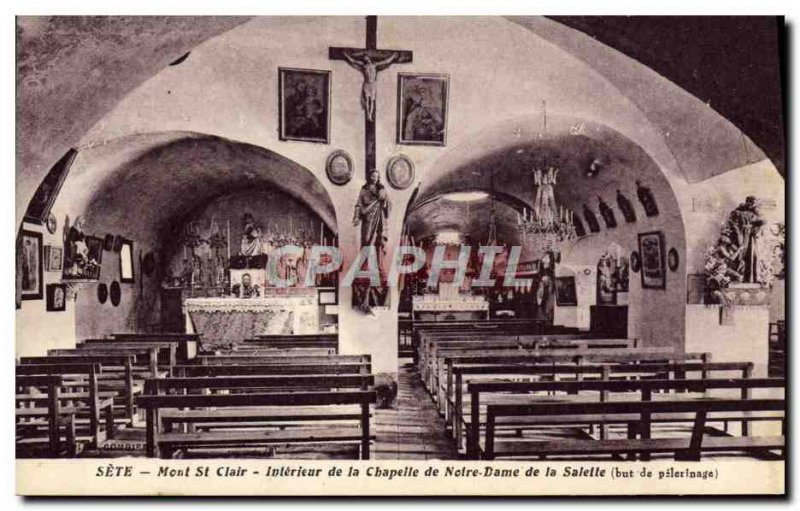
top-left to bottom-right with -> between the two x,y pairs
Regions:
330,16 -> 413,179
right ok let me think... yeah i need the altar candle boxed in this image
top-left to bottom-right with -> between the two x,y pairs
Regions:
320,222 -> 324,246
227,220 -> 231,260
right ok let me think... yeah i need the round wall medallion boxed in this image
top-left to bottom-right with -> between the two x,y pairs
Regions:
109,281 -> 121,306
97,283 -> 108,304
46,213 -> 58,234
668,247 -> 680,272
630,251 -> 641,273
385,154 -> 415,190
326,150 -> 354,186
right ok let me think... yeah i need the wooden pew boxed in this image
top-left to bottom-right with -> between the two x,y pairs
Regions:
482,389 -> 785,461
173,361 -> 372,377
148,374 -> 374,433
194,354 -> 371,366
16,365 -> 116,455
451,361 -> 754,450
212,347 -> 337,356
110,333 -> 199,363
137,389 -> 377,459
20,355 -> 140,421
470,377 -> 784,459
248,334 -> 338,352
48,346 -> 167,377
16,374 -> 75,457
433,347 -> 700,410
421,335 -> 636,389
78,340 -> 178,372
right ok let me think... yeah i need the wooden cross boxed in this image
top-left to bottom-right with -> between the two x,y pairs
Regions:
330,16 -> 413,179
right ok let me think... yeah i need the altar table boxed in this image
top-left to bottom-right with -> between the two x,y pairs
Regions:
184,296 -> 320,350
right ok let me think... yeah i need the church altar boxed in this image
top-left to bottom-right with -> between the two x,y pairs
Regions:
184,293 -> 320,350
412,293 -> 489,321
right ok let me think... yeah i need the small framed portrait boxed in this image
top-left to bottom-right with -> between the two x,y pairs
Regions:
119,239 -> 135,283
46,283 -> 66,312
230,269 -> 266,299
44,245 -> 63,272
385,154 -> 415,190
555,276 -> 578,306
326,150 -> 353,186
84,236 -> 104,279
46,213 -> 58,234
630,251 -> 641,273
638,231 -> 666,289
397,73 -> 449,146
103,234 -> 115,251
279,67 -> 331,144
18,230 -> 43,300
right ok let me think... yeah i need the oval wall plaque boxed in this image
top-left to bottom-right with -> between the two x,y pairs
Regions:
97,282 -> 108,304
325,150 -> 354,186
109,281 -> 121,306
386,154 -> 415,190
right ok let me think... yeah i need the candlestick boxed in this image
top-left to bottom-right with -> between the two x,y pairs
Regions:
227,220 -> 231,260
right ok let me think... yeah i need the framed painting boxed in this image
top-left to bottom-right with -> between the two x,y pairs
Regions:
46,283 -> 66,312
18,230 -> 43,300
279,67 -> 331,144
397,73 -> 449,146
555,276 -> 578,306
23,148 -> 77,225
385,154 -> 415,190
119,239 -> 135,283
638,231 -> 666,289
44,245 -> 63,272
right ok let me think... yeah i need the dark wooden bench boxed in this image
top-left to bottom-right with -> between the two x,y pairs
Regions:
483,393 -> 785,461
451,361 -> 754,449
110,333 -> 199,362
248,334 -> 338,352
194,354 -> 371,366
47,346 -> 166,377
433,347 -> 703,409
470,377 -> 784,459
20,355 -> 142,420
136,389 -> 376,459
78,340 -> 178,372
212,347 -> 337,356
173,361 -> 372,377
16,366 -> 116,456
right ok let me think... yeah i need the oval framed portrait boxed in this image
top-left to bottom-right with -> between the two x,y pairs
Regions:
142,252 -> 156,277
326,150 -> 353,186
97,282 -> 108,304
103,234 -> 115,251
630,251 -> 641,273
46,213 -> 58,234
109,281 -> 121,306
386,154 -> 415,190
668,247 -> 680,272
113,235 -> 124,253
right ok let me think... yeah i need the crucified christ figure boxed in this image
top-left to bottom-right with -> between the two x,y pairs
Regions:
343,50 -> 398,121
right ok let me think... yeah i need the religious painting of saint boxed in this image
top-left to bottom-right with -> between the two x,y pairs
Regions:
18,230 -> 43,300
397,73 -> 449,146
638,231 -> 666,289
279,67 -> 331,144
44,245 -> 63,272
555,276 -> 578,306
230,269 -> 265,299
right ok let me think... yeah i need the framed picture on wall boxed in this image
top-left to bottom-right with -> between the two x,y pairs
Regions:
119,239 -> 135,283
46,283 -> 66,312
18,230 -> 43,300
397,73 -> 449,146
278,67 -> 331,144
44,245 -> 63,272
555,276 -> 578,306
638,231 -> 666,289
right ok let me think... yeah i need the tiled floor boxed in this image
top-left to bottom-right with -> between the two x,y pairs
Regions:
373,359 -> 458,460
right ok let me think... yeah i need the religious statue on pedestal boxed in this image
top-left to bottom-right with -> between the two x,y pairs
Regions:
240,213 -> 263,256
352,170 -> 392,312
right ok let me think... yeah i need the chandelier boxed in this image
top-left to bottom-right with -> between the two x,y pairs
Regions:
517,166 -> 577,256
517,100 -> 577,257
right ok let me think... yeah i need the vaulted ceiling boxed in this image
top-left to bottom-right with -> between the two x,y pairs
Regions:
16,16 -> 784,227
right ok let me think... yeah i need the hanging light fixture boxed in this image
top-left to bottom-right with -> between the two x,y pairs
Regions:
518,100 -> 577,257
